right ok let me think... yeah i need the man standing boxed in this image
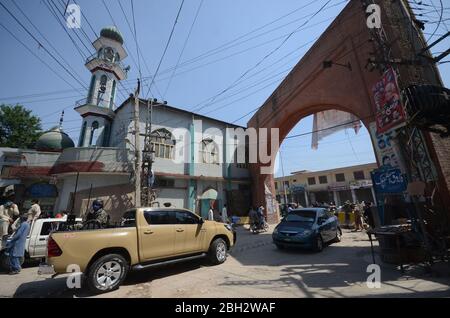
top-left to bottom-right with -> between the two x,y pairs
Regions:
6,214 -> 30,275
0,201 -> 19,238
26,199 -> 41,223
221,204 -> 228,223
83,199 -> 110,228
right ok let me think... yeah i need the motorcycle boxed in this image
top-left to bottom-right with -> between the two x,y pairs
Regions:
250,218 -> 269,234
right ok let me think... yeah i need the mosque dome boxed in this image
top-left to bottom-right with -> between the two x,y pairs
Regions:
35,126 -> 75,152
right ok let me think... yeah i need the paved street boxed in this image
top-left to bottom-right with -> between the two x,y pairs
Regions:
1,227 -> 449,298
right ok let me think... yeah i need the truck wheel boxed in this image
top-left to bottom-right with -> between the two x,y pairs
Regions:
86,254 -> 129,293
208,238 -> 227,265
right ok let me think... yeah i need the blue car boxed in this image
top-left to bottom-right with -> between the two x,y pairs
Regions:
272,208 -> 342,252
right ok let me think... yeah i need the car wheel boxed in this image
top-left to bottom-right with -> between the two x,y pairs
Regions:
333,227 -> 342,243
314,235 -> 324,252
87,254 -> 129,293
208,238 -> 227,265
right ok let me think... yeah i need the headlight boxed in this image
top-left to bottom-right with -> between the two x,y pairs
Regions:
297,230 -> 312,237
224,224 -> 233,232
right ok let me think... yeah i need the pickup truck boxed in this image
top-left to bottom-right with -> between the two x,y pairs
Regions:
43,208 -> 236,293
0,217 -> 82,271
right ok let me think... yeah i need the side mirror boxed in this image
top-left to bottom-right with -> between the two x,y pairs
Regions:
317,218 -> 324,225
198,217 -> 204,224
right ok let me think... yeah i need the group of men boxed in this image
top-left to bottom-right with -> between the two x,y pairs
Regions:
0,196 -> 110,275
0,198 -> 41,275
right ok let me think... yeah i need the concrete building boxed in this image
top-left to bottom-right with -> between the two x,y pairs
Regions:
275,163 -> 378,207
0,26 -> 251,221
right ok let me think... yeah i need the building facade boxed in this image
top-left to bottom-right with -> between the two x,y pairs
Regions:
0,26 -> 251,222
275,163 -> 378,207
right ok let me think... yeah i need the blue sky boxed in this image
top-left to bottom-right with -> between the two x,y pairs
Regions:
0,0 -> 448,176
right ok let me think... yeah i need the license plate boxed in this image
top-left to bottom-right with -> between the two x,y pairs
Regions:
283,238 -> 292,242
38,264 -> 55,275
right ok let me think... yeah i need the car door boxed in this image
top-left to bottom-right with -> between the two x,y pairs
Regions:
139,210 -> 176,261
174,210 -> 205,255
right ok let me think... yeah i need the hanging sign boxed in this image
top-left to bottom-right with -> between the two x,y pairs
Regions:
371,168 -> 407,194
372,68 -> 406,134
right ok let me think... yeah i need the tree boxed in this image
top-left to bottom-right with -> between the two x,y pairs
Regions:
0,104 -> 42,149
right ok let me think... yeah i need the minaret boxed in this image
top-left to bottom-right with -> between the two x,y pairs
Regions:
75,26 -> 128,147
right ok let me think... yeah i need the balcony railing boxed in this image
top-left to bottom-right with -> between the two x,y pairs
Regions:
85,53 -> 127,71
76,97 -> 124,111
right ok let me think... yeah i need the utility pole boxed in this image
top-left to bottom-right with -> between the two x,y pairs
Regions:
134,79 -> 141,207
142,98 -> 155,206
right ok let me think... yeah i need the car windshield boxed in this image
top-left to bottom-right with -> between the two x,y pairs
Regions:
284,210 -> 317,223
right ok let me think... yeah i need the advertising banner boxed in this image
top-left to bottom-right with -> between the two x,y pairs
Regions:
372,68 -> 406,134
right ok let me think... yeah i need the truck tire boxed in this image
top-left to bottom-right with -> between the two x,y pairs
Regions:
208,238 -> 227,265
86,254 -> 129,293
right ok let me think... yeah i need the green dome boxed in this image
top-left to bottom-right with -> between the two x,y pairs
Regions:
100,26 -> 124,44
36,126 -> 75,152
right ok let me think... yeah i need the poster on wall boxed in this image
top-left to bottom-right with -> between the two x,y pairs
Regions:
369,122 -> 401,169
372,68 -> 406,134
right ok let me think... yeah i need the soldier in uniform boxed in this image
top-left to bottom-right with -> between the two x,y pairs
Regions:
83,199 -> 110,228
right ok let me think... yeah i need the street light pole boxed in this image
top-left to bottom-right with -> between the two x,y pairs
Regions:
134,79 -> 141,207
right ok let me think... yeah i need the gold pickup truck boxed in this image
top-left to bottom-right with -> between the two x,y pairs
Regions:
43,208 -> 236,293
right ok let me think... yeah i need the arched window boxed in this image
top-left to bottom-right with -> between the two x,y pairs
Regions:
89,121 -> 100,146
150,128 -> 175,159
87,75 -> 96,103
109,80 -> 116,109
200,139 -> 219,164
78,121 -> 87,147
99,75 -> 107,93
103,122 -> 111,147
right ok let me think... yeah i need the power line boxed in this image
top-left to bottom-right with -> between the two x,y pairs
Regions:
0,1 -> 88,90
144,0 -> 185,98
10,0 -> 85,85
163,0 -> 204,98
0,22 -> 84,95
190,0 -> 334,114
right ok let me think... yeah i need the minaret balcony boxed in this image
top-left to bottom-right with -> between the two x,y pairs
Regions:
85,54 -> 128,80
74,97 -> 116,120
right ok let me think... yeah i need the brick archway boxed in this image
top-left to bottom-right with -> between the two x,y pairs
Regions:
247,0 -> 450,223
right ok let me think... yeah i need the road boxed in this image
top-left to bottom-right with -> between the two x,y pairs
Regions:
1,227 -> 449,298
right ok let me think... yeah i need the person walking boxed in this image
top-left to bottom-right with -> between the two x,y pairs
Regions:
207,206 -> 215,221
221,204 -> 228,223
0,201 -> 19,238
5,214 -> 30,275
26,199 -> 41,223
353,203 -> 364,231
